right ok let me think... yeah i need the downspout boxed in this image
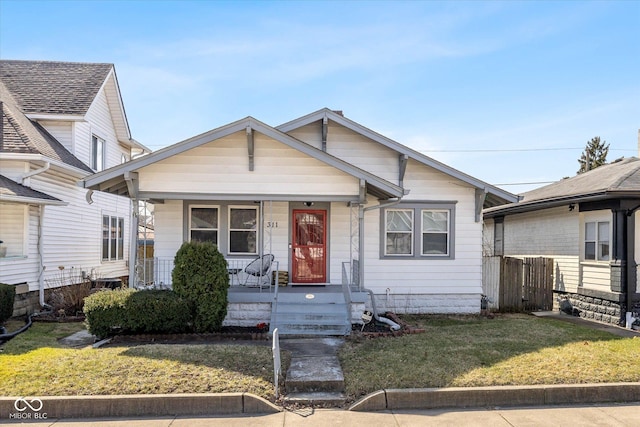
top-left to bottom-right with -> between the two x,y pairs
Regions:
360,198 -> 403,331
38,205 -> 51,309
21,162 -> 52,309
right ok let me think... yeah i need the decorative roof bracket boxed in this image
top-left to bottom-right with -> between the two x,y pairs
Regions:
247,126 -> 254,171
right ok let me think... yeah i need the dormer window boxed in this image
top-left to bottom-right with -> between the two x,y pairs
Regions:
91,135 -> 105,171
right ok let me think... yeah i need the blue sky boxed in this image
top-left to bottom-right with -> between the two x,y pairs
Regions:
1,0 -> 638,194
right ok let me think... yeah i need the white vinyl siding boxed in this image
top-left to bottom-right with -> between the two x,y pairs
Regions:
38,121 -> 74,153
138,133 -> 360,197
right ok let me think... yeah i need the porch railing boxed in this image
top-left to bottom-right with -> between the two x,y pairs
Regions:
135,257 -> 277,293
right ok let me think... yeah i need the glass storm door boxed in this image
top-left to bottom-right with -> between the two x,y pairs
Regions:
292,210 -> 327,283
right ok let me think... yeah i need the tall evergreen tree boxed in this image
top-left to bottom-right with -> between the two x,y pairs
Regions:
577,136 -> 609,174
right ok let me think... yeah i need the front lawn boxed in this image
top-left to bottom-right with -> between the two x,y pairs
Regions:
0,322 -> 282,400
339,313 -> 640,402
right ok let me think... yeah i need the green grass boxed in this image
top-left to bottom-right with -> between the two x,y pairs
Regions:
3,314 -> 639,405
339,314 -> 640,402
0,322 -> 285,400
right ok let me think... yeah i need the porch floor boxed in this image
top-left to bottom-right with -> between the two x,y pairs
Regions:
228,284 -> 367,304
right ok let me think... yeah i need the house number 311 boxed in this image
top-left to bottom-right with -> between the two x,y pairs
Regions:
266,222 -> 278,228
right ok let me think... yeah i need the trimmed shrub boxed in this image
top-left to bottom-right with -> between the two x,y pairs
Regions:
83,289 -> 192,338
0,283 -> 16,323
172,241 -> 229,332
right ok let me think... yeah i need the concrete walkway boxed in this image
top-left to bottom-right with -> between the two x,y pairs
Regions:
4,404 -> 639,426
279,337 -> 346,406
532,311 -> 640,337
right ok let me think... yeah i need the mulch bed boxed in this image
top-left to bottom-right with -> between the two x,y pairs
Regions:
108,326 -> 271,345
352,312 -> 426,338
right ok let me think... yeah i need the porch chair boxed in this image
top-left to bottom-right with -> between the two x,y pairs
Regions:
242,254 -> 275,288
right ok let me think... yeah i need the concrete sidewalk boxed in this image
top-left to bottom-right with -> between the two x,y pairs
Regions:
2,404 -> 639,426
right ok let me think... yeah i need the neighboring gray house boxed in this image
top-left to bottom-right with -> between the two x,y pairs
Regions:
484,155 -> 640,327
0,60 -> 147,314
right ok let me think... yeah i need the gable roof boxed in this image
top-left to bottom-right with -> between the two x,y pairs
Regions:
0,60 -> 112,116
484,157 -> 640,217
0,60 -> 147,151
277,108 -> 517,208
0,174 -> 66,205
1,80 -> 94,173
82,116 -> 404,200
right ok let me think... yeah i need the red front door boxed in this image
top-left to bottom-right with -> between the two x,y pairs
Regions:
292,210 -> 327,283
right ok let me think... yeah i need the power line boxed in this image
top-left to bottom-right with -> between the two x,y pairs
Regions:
419,148 -> 635,153
494,181 -> 555,186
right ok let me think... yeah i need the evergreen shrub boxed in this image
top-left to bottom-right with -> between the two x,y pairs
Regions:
0,283 -> 16,323
83,288 -> 192,338
172,241 -> 229,332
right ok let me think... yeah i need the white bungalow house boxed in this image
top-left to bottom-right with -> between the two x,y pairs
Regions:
82,108 -> 516,334
483,149 -> 640,327
0,60 -> 147,315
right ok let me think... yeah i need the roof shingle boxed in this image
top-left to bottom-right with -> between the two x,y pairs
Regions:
0,60 -> 112,116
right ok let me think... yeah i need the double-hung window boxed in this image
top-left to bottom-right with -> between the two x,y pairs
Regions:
102,215 -> 124,261
584,221 -> 609,261
228,207 -> 258,254
384,209 -> 413,255
382,203 -> 455,259
91,135 -> 105,171
189,207 -> 219,245
421,210 -> 450,256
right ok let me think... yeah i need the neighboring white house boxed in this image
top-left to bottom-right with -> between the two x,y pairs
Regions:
82,108 -> 516,333
484,152 -> 640,327
0,60 -> 147,313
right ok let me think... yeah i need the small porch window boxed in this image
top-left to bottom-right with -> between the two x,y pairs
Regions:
190,207 -> 219,245
585,221 -> 609,261
228,207 -> 258,254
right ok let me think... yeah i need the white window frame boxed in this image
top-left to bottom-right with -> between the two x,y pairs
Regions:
102,214 -> 124,262
384,208 -> 414,256
91,134 -> 105,171
421,209 -> 450,257
228,206 -> 259,255
189,205 -> 219,246
584,220 -> 610,261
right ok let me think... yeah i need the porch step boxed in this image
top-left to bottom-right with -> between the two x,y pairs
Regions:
283,392 -> 346,407
271,301 -> 350,336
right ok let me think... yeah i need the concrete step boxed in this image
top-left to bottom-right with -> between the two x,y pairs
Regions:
283,392 -> 346,407
285,356 -> 345,393
275,324 -> 350,336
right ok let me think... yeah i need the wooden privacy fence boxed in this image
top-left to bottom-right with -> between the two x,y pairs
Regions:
483,256 -> 554,312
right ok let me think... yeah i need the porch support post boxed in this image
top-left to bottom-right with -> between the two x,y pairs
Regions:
475,188 -> 487,223
322,116 -> 328,152
399,154 -> 408,188
358,203 -> 365,291
247,126 -> 254,171
125,171 -> 139,287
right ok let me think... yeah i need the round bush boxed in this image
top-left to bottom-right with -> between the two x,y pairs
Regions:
171,241 -> 229,332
